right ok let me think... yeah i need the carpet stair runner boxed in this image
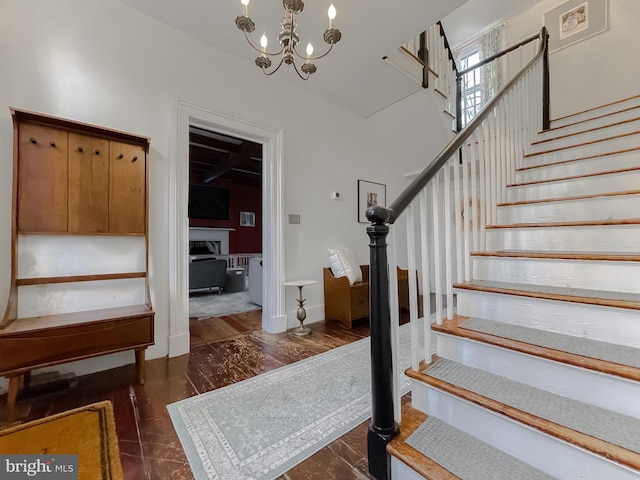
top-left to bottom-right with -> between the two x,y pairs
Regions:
388,94 -> 640,479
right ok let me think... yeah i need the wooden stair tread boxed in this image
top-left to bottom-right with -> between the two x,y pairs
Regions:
543,104 -> 640,135
471,250 -> 640,261
486,218 -> 640,229
549,93 -> 640,125
497,189 -> 640,207
454,280 -> 640,311
0,304 -> 154,335
433,315 -> 640,382
388,407 -> 460,480
524,130 -> 640,158
518,146 -> 640,171
407,358 -> 640,471
508,166 -> 640,188
533,115 -> 640,145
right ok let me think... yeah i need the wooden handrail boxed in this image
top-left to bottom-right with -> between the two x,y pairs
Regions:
436,21 -> 459,75
457,31 -> 541,77
368,26 -> 549,225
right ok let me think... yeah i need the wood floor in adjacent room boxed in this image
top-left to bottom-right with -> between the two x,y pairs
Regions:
2,311 -> 397,480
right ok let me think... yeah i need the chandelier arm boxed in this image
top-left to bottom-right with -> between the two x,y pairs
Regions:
243,31 -> 285,57
291,58 -> 311,80
292,40 -> 335,62
262,56 -> 287,76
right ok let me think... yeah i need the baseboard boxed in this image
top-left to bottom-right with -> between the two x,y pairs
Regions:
168,332 -> 191,357
287,304 -> 324,329
264,313 -> 288,333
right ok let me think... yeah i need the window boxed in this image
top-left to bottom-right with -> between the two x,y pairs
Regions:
458,49 -> 482,127
454,24 -> 504,128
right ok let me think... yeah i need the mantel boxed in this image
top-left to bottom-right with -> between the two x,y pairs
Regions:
189,227 -> 234,254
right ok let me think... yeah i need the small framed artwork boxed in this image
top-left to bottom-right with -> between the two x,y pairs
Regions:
357,180 -> 386,223
545,0 -> 607,53
240,211 -> 255,227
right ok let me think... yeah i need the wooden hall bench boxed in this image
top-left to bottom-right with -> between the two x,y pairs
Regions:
323,265 -> 410,328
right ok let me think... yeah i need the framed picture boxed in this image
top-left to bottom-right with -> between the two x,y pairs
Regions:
545,0 -> 607,53
240,211 -> 255,227
357,180 -> 386,223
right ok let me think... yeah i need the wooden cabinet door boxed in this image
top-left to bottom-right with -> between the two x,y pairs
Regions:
68,133 -> 109,233
17,124 -> 68,233
109,141 -> 146,234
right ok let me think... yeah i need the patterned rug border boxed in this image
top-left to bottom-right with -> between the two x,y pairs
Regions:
168,321 -> 420,480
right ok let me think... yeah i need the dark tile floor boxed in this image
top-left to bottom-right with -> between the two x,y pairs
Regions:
2,311 -> 396,479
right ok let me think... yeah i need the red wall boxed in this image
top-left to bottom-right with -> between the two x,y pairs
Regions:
189,178 -> 262,254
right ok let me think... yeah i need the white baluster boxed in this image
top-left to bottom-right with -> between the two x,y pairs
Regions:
419,188 -> 432,363
405,203 -> 420,372
388,227 -> 401,424
443,159 -> 453,320
431,175 -> 443,324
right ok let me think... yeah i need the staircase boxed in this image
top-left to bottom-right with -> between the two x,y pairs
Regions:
387,94 -> 640,479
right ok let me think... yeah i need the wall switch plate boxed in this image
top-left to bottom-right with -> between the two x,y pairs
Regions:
288,214 -> 301,224
331,192 -> 340,200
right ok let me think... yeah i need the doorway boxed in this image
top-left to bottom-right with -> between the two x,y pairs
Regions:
168,99 -> 286,358
187,126 -> 262,322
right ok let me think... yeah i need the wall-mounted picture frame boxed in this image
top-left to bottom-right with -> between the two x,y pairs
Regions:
358,180 -> 386,223
545,0 -> 607,53
240,211 -> 255,227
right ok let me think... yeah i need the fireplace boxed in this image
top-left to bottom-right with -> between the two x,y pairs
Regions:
189,228 -> 234,255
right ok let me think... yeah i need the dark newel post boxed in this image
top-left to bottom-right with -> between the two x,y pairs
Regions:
419,31 -> 428,89
542,29 -> 551,131
366,206 -> 398,480
456,74 -> 463,133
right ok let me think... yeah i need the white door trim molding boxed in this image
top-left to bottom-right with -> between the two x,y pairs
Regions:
168,98 -> 286,357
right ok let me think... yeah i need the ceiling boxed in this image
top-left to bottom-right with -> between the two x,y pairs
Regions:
117,0 -> 543,117
117,0 -> 469,117
156,0 -> 543,182
189,126 -> 262,187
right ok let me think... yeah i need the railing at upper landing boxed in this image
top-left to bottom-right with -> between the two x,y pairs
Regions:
365,26 -> 550,480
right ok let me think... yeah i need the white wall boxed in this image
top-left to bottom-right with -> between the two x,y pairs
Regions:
505,0 -> 639,119
0,0 -> 452,382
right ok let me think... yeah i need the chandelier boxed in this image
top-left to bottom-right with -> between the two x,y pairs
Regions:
235,0 -> 342,80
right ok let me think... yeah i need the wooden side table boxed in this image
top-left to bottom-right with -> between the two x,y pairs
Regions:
284,280 -> 316,336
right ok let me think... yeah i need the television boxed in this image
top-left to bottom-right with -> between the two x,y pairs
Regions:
188,185 -> 230,220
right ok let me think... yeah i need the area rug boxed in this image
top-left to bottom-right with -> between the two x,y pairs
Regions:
168,320 -> 424,480
0,400 -> 123,480
189,290 -> 261,319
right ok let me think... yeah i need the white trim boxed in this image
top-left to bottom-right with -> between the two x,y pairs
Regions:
168,98 -> 285,357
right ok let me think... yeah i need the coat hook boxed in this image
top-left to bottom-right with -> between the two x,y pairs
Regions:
132,156 -> 138,162
118,153 -> 124,159
50,141 -> 56,147
95,148 -> 100,155
78,146 -> 84,152
29,137 -> 37,144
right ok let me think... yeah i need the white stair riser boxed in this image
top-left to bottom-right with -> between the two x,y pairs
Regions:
516,150 -> 640,183
530,119 -> 640,153
472,256 -> 640,294
497,194 -> 640,224
390,458 -> 423,480
539,105 -> 640,140
507,170 -> 640,202
524,135 -> 640,167
411,382 -> 639,480
435,332 -> 640,418
455,288 -> 640,348
550,96 -> 640,129
485,225 -> 640,253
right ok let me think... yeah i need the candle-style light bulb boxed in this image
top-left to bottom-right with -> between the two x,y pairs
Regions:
306,43 -> 314,62
260,33 -> 268,55
241,0 -> 249,16
328,3 -> 336,28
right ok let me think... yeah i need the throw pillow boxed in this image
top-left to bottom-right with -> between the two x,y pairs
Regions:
328,248 -> 362,285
